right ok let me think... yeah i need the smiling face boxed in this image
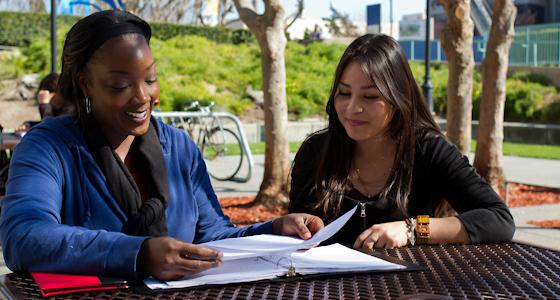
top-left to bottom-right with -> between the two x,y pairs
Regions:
80,34 -> 159,146
334,61 -> 394,143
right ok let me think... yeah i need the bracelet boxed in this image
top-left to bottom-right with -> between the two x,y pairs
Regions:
416,215 -> 430,244
404,218 -> 416,246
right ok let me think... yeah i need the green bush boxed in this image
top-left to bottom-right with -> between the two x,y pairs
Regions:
409,62 -> 451,116
541,100 -> 560,124
510,71 -> 550,86
3,15 -> 560,123
0,50 -> 19,80
0,11 -> 252,47
0,11 -> 79,47
150,22 -> 253,44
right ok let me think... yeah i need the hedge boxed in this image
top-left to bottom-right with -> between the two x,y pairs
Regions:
0,12 -> 79,47
0,11 -> 253,47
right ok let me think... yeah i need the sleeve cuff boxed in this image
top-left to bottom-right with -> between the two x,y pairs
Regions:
242,220 -> 274,236
106,235 -> 149,279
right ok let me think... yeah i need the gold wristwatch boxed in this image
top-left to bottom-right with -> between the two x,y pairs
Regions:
416,215 -> 430,244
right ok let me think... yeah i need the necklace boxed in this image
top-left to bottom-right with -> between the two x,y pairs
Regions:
353,167 -> 387,198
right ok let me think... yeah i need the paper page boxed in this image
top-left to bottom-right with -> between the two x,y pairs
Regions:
201,205 -> 357,260
145,254 -> 291,290
303,205 -> 357,246
145,207 -> 362,290
291,243 -> 406,271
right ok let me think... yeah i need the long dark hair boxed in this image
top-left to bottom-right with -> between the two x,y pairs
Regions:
58,10 -> 151,125
312,34 -> 441,219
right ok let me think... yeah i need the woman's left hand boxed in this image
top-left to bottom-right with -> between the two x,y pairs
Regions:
354,220 -> 409,250
272,213 -> 325,240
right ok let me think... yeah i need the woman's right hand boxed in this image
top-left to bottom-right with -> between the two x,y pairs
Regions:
137,236 -> 222,280
37,90 -> 55,104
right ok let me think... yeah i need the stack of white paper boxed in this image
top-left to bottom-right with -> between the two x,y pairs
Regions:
144,206 -> 406,290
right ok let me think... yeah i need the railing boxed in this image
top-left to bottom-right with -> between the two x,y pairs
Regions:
401,22 -> 560,66
153,111 -> 254,183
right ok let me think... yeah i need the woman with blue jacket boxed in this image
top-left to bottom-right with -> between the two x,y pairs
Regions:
0,10 -> 323,281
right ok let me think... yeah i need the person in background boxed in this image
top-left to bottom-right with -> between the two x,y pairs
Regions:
37,72 -> 75,119
311,24 -> 323,41
289,34 -> 514,250
13,73 -> 74,133
36,72 -> 59,119
0,10 -> 324,281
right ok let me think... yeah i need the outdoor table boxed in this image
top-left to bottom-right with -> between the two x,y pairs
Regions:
0,243 -> 558,299
0,133 -> 21,151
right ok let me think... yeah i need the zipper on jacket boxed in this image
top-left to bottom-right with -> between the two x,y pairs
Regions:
359,202 -> 366,229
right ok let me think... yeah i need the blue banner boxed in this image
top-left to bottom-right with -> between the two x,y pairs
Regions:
367,4 -> 381,26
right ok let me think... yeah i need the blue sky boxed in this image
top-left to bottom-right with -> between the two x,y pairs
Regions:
285,0 -> 426,22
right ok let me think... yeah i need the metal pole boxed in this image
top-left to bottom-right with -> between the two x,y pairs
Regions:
50,0 -> 57,74
422,0 -> 434,114
390,0 -> 393,37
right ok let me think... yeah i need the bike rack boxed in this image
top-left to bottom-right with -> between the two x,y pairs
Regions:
153,111 -> 254,183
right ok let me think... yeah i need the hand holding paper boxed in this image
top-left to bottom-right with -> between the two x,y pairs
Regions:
202,205 -> 358,259
271,213 -> 325,240
144,206 -> 414,290
137,236 -> 223,281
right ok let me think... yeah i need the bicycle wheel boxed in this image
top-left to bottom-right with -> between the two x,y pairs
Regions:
201,127 -> 244,181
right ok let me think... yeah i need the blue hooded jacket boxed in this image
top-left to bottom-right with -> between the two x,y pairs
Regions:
0,116 -> 272,278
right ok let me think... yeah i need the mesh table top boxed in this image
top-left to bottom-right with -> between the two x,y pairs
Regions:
2,243 -> 559,299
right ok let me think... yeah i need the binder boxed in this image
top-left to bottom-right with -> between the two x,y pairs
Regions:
31,272 -> 128,297
143,243 -> 424,291
142,206 -> 425,292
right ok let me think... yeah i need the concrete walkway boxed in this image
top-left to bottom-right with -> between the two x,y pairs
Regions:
213,154 -> 560,196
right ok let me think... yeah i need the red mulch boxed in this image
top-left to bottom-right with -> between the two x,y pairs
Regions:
527,220 -> 560,229
219,196 -> 287,226
219,182 -> 560,229
504,183 -> 560,207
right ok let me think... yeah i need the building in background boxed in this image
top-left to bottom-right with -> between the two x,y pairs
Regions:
398,13 -> 433,40
284,10 -> 332,41
366,3 -> 399,39
430,0 -> 560,38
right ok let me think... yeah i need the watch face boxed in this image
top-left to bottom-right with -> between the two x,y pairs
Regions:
418,225 -> 430,236
417,215 -> 430,224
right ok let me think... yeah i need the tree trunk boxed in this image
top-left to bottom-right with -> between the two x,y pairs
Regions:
440,0 -> 474,155
234,0 -> 290,206
474,0 -> 516,192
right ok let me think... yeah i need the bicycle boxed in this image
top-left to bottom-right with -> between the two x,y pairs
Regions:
175,101 -> 244,181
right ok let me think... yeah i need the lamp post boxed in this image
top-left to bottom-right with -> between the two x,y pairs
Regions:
422,0 -> 433,113
50,0 -> 57,74
390,0 -> 393,37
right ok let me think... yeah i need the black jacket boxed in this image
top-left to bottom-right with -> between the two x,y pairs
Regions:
289,131 -> 515,246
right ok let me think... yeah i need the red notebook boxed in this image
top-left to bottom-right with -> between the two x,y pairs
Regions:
31,272 -> 128,297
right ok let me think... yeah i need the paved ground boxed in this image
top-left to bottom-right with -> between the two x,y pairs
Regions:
0,154 -> 558,275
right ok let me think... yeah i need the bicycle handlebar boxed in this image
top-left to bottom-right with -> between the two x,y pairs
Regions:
185,101 -> 215,112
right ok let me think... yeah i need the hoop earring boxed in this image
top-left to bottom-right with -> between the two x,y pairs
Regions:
85,97 -> 91,115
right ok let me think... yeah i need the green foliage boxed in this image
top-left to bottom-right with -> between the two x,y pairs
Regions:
472,140 -> 560,160
0,11 -> 252,48
151,36 -> 343,118
409,62 -> 450,115
410,64 -> 558,124
504,79 -> 555,121
541,100 -> 560,124
510,71 -> 550,86
0,50 -> 18,80
10,24 -> 69,77
151,35 -> 260,114
0,11 -> 79,47
150,22 -> 253,44
3,13 -> 559,123
285,41 -> 345,118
